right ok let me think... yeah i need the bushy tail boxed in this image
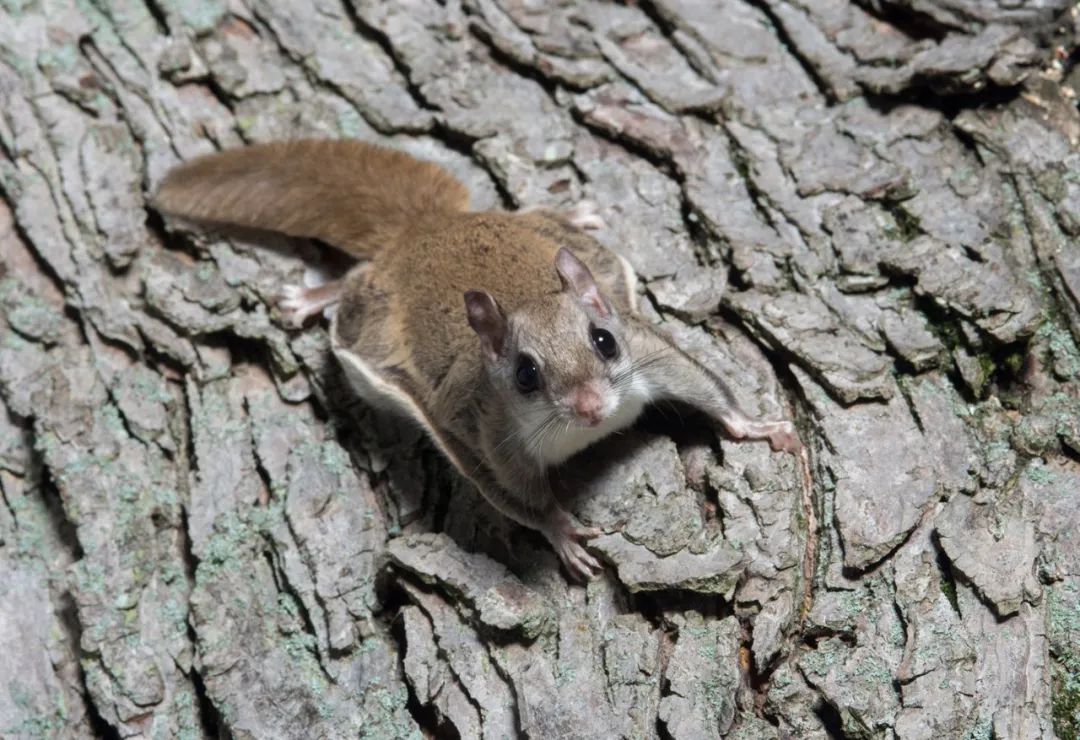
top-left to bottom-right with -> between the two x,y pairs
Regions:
153,139 -> 470,259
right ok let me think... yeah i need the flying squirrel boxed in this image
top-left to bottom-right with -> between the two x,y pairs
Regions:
154,139 -> 801,580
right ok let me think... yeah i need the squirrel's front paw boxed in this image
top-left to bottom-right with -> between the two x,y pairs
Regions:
545,513 -> 602,581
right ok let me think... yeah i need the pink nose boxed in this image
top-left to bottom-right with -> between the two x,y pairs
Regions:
572,389 -> 603,426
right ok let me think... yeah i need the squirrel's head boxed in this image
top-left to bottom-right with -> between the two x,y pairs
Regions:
464,248 -> 649,465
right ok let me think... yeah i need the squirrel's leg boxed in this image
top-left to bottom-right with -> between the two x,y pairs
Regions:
627,321 -> 802,454
472,467 -> 602,581
278,279 -> 343,327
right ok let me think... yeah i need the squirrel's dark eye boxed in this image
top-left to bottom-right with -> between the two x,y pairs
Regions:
591,326 -> 618,360
515,355 -> 540,394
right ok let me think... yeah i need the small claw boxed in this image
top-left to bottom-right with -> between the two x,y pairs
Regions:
578,548 -> 602,572
576,525 -> 603,539
561,542 -> 601,581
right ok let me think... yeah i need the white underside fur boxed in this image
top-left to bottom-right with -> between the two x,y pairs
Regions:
528,386 -> 650,466
333,346 -> 416,418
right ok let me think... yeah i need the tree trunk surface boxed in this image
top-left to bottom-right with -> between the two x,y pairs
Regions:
2,0 -> 1079,738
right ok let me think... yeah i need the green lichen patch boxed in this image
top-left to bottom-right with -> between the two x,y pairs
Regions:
1053,659 -> 1080,740
1015,393 -> 1080,457
1049,582 -> 1080,739
1038,319 -> 1080,382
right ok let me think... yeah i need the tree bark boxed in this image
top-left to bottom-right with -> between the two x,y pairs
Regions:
2,0 -> 1079,737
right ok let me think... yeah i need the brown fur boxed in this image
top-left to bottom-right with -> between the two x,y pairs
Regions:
154,140 -> 469,258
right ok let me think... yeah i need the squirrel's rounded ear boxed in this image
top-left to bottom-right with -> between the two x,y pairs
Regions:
464,290 -> 507,358
554,248 -> 610,317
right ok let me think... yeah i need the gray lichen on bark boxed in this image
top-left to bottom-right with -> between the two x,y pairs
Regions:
2,0 -> 1079,737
